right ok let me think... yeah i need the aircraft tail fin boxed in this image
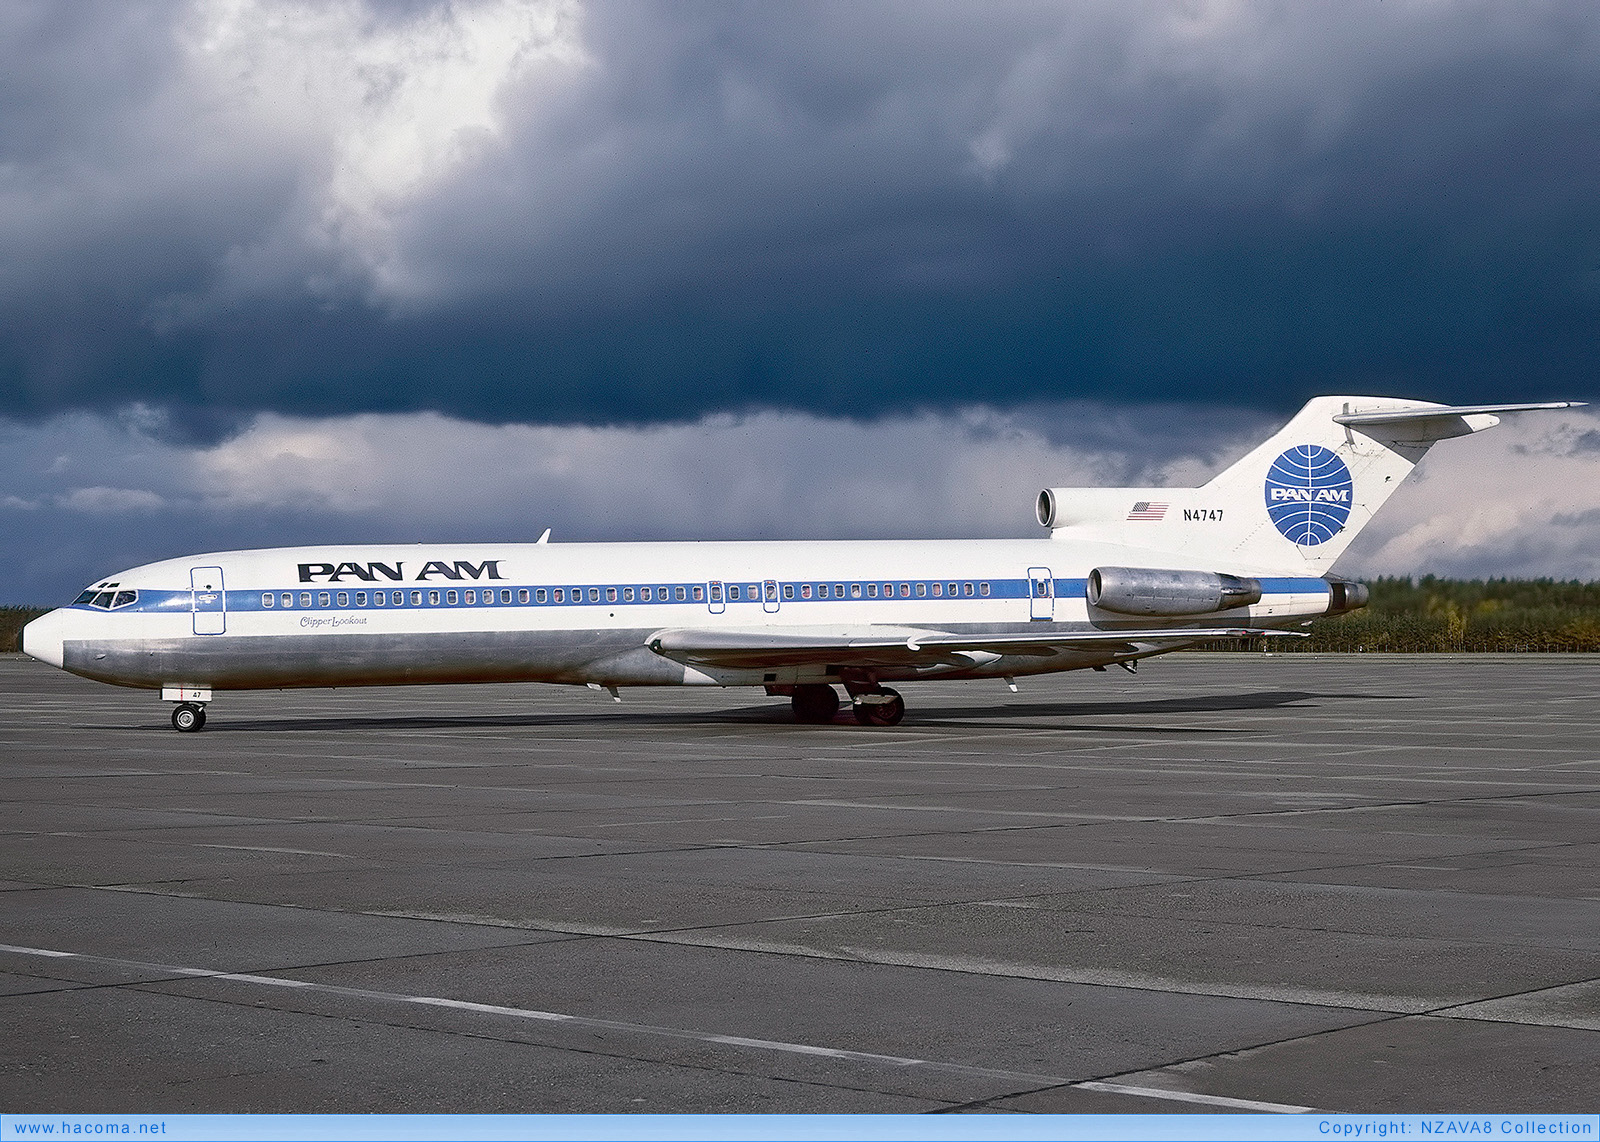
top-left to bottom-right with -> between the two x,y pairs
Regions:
1037,397 -> 1581,574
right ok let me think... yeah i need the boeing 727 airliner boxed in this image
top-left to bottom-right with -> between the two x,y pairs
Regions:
21,397 -> 1579,730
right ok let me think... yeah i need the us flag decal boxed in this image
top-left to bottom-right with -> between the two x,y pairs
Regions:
1127,501 -> 1169,521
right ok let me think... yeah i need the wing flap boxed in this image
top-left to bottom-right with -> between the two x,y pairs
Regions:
647,626 -> 1305,669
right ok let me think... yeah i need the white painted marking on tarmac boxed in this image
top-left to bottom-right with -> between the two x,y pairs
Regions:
193,844 -> 354,858
0,940 -> 1332,1109
1076,1080 -> 1314,1113
0,944 -> 74,958
0,941 -> 1062,1087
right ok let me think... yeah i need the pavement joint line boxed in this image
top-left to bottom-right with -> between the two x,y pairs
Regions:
0,941 -> 1070,1090
0,940 -> 1350,1113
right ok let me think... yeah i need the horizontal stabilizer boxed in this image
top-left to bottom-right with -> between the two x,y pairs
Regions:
1332,401 -> 1583,426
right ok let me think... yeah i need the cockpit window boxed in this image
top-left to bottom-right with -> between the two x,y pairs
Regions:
76,588 -> 138,609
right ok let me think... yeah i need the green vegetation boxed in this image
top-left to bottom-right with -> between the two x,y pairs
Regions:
1205,577 -> 1600,652
0,607 -> 48,653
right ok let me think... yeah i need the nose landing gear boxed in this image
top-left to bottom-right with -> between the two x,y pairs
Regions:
171,702 -> 207,732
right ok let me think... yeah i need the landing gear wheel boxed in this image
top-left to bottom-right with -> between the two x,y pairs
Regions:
852,688 -> 905,726
171,703 -> 206,733
791,684 -> 840,724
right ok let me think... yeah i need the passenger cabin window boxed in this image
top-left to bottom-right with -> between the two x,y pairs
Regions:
500,589 -> 512,604
692,585 -> 704,601
623,587 -> 633,602
948,583 -> 958,597
337,591 -> 349,607
374,592 -> 386,607
729,585 -> 740,600
964,582 -> 974,596
980,582 -> 990,596
356,591 -> 367,606
932,583 -> 942,597
675,587 -> 686,601
588,588 -> 599,602
866,583 -> 878,598
263,593 -> 274,608
851,583 -> 862,598
535,589 -> 546,603
411,591 -> 423,606
519,589 -> 530,604
446,590 -> 457,605
428,590 -> 440,606
705,584 -> 717,603
783,584 -> 794,600
464,590 -> 475,604
318,592 -> 331,607
393,591 -> 404,606
606,587 -> 617,602
801,584 -> 812,599
917,583 -> 927,597
282,592 -> 293,608
300,592 -> 312,608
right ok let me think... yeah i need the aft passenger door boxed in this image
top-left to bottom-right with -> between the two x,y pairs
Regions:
1027,566 -> 1053,621
191,566 -> 226,635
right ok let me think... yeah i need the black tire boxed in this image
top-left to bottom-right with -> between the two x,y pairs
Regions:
791,684 -> 840,724
171,703 -> 205,733
852,688 -> 905,726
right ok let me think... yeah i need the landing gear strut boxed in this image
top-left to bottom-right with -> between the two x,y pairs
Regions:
852,687 -> 905,727
791,684 -> 840,724
171,702 -> 207,733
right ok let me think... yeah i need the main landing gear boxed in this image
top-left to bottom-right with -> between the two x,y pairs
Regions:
851,687 -> 905,726
171,702 -> 207,733
789,683 -> 905,726
791,684 -> 840,724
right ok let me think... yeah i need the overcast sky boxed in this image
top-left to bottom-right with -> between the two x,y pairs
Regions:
2,1 -> 1597,601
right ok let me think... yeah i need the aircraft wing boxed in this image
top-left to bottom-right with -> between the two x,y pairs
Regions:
646,625 -> 1306,669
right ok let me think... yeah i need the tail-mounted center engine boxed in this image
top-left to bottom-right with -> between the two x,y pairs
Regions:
1088,566 -> 1262,616
1325,578 -> 1369,614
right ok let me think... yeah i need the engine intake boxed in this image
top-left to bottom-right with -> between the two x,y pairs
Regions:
1088,566 -> 1262,616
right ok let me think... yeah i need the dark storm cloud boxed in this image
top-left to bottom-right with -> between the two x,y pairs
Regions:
1,0 -> 1597,429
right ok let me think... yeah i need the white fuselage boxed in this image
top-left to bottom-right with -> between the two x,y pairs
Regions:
23,537 -> 1334,694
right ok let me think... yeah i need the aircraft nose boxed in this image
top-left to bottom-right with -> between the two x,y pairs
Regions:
21,609 -> 67,669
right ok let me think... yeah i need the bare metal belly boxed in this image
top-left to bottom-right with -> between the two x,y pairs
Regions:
61,628 -> 687,691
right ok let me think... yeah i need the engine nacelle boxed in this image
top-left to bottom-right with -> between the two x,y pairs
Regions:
1326,578 -> 1369,614
1088,566 -> 1262,616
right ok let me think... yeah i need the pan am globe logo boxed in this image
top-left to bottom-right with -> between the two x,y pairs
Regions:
1264,445 -> 1353,546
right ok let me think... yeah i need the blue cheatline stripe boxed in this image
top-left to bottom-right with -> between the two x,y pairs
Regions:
1258,578 -> 1331,593
81,575 -> 1329,616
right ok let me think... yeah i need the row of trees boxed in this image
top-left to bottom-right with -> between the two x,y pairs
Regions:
1200,577 -> 1600,653
0,608 -> 45,653
4,578 -> 1599,654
